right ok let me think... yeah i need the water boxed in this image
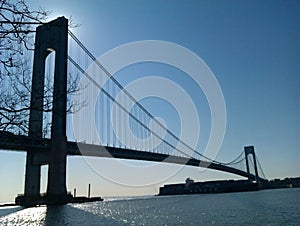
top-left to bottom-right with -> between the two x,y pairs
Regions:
0,188 -> 299,225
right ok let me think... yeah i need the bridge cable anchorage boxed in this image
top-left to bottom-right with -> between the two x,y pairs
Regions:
67,30 -> 240,165
68,55 -> 193,159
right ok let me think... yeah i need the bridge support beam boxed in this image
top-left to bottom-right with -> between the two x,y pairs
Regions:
244,146 -> 259,182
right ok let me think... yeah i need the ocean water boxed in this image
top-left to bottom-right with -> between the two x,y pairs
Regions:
0,188 -> 299,225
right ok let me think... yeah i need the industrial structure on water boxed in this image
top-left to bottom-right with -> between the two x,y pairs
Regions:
158,177 -> 300,196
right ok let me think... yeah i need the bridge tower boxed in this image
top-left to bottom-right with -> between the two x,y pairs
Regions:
22,17 -> 69,204
244,146 -> 259,182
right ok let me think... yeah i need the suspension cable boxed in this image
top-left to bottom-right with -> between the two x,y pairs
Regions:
256,157 -> 267,179
68,30 -> 241,165
221,151 -> 244,166
68,55 -> 194,159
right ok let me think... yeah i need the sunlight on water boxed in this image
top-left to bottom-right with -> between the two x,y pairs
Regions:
0,189 -> 299,225
0,206 -> 46,225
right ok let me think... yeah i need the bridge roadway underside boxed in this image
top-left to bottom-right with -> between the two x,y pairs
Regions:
0,133 -> 257,181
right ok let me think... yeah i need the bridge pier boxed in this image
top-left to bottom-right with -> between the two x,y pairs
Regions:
45,16 -> 69,203
244,146 -> 259,182
24,152 -> 41,198
16,17 -> 70,206
46,136 -> 68,203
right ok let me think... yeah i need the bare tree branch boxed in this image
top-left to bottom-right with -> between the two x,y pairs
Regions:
0,0 -> 83,137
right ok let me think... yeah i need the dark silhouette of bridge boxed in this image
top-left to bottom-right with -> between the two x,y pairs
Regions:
0,17 -> 266,206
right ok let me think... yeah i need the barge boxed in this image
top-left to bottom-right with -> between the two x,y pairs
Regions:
158,178 -> 260,196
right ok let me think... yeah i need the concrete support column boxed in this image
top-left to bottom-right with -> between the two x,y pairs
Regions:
245,151 -> 250,180
252,150 -> 259,182
244,146 -> 259,182
21,17 -> 69,204
24,152 -> 41,196
45,17 -> 69,201
24,13 -> 48,199
47,136 -> 68,198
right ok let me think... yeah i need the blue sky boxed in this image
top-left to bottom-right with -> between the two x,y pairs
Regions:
0,0 -> 299,202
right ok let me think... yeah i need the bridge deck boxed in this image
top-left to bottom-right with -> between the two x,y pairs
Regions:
0,132 -> 259,181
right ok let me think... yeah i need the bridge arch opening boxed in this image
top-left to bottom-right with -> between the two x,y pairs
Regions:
43,50 -> 56,139
40,165 -> 49,194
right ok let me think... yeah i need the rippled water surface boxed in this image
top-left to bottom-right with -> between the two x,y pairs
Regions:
0,188 -> 299,225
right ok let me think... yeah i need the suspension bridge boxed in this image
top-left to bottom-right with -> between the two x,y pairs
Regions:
0,17 -> 266,206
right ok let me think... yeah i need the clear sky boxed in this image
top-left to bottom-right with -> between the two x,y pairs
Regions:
0,0 -> 299,202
